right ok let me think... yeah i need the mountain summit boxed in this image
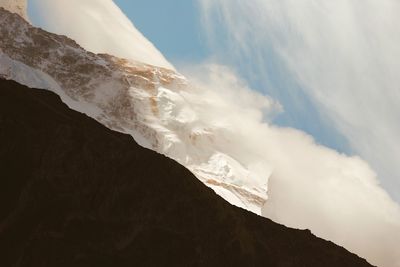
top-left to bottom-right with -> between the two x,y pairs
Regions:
0,0 -> 28,21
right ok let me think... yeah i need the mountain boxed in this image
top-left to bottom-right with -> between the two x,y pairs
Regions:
0,78 -> 374,267
0,6 -> 268,214
0,0 -> 27,21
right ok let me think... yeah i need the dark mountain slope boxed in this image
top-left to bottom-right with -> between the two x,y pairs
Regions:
0,79 -> 373,267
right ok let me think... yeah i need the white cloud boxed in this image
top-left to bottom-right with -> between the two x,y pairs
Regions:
184,64 -> 400,267
29,0 -> 173,69
197,0 -> 400,204
198,1 -> 400,265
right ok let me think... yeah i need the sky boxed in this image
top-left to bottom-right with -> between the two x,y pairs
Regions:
197,0 -> 400,202
24,1 -> 400,266
113,0 -> 209,64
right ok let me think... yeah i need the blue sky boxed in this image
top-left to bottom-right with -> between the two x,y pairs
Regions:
114,0 -> 209,64
112,0 -> 351,154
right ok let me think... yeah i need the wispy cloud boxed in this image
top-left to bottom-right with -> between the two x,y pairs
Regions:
29,0 -> 173,69
198,0 -> 400,266
197,0 -> 400,202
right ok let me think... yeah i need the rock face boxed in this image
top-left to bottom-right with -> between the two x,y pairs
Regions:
0,7 -> 268,214
0,78 -> 374,267
0,0 -> 28,21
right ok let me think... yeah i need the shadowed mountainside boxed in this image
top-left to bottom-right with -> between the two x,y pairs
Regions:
0,79 -> 374,267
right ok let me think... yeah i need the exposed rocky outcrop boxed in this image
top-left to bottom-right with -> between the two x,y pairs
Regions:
0,78 -> 374,267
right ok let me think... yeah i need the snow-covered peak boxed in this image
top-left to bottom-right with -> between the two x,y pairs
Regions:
29,0 -> 173,70
0,0 -> 28,21
0,8 -> 267,214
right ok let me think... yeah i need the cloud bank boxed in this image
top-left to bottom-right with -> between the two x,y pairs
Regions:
184,64 -> 400,267
198,1 -> 400,265
29,0 -> 173,69
198,0 -> 400,204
